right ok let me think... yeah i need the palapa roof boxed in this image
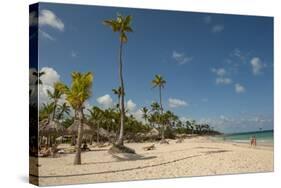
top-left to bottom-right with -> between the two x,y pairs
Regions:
147,128 -> 160,137
96,127 -> 109,137
66,120 -> 93,135
39,119 -> 64,135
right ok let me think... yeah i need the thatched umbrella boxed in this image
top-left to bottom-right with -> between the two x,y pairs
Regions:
66,120 -> 93,135
39,119 -> 64,136
148,128 -> 160,137
39,119 -> 64,147
66,120 -> 94,146
97,127 -> 109,137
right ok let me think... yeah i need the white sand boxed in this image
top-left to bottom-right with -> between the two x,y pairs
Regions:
30,136 -> 273,186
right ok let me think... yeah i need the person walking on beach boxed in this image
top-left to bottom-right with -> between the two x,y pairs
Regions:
250,136 -> 257,147
253,136 -> 257,146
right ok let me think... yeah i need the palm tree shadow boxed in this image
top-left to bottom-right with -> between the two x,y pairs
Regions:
82,154 -> 157,165
203,150 -> 231,154
111,153 -> 157,161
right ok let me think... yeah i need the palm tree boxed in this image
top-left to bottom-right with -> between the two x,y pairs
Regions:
56,102 -> 71,120
140,107 -> 149,124
112,86 -> 123,110
56,72 -> 93,165
103,14 -> 133,146
152,75 -> 166,142
152,75 -> 166,112
30,70 -> 45,96
185,120 -> 192,133
88,106 -> 104,144
47,82 -> 63,121
39,102 -> 55,122
151,102 -> 160,112
33,71 -> 45,85
191,120 -> 196,135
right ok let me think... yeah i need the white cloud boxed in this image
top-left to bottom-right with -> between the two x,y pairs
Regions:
97,94 -> 113,108
216,77 -> 232,85
235,83 -> 245,93
31,67 -> 62,106
172,51 -> 193,65
211,68 -> 226,76
211,68 -> 233,85
40,67 -> 60,85
204,15 -> 212,24
71,51 -> 77,58
126,99 -> 137,112
250,57 -> 264,75
39,29 -> 55,41
38,9 -> 64,31
131,109 -> 145,123
231,48 -> 242,57
168,98 -> 188,108
212,24 -> 224,33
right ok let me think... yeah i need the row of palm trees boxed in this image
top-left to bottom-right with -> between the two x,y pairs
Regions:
36,13 -> 219,165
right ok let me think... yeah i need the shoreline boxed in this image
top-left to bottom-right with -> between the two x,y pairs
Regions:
207,135 -> 274,150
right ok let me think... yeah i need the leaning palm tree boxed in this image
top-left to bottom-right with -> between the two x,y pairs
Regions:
152,75 -> 166,142
56,72 -> 93,165
103,14 -> 133,146
47,82 -> 63,121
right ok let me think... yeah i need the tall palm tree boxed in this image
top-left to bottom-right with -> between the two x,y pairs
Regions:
47,82 -> 63,121
140,107 -> 149,124
103,14 -> 133,146
152,75 -> 166,142
56,72 -> 93,165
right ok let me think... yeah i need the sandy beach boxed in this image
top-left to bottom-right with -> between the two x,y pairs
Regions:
30,136 -> 273,186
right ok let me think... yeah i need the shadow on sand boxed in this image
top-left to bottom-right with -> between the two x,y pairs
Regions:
30,149 -> 232,179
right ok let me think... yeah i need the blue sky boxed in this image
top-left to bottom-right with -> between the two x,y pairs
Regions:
31,3 -> 273,133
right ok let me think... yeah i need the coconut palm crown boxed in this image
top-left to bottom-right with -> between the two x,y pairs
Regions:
103,14 -> 133,43
152,75 -> 166,112
56,72 -> 93,165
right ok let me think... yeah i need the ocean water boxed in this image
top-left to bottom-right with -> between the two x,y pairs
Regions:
215,130 -> 274,146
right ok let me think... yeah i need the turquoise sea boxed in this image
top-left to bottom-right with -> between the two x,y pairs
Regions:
215,130 -> 274,146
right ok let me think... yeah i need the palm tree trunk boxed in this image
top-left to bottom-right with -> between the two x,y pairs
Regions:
117,39 -> 125,146
97,123 -> 100,144
159,87 -> 165,141
74,108 -> 84,165
159,87 -> 163,113
52,100 -> 57,121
